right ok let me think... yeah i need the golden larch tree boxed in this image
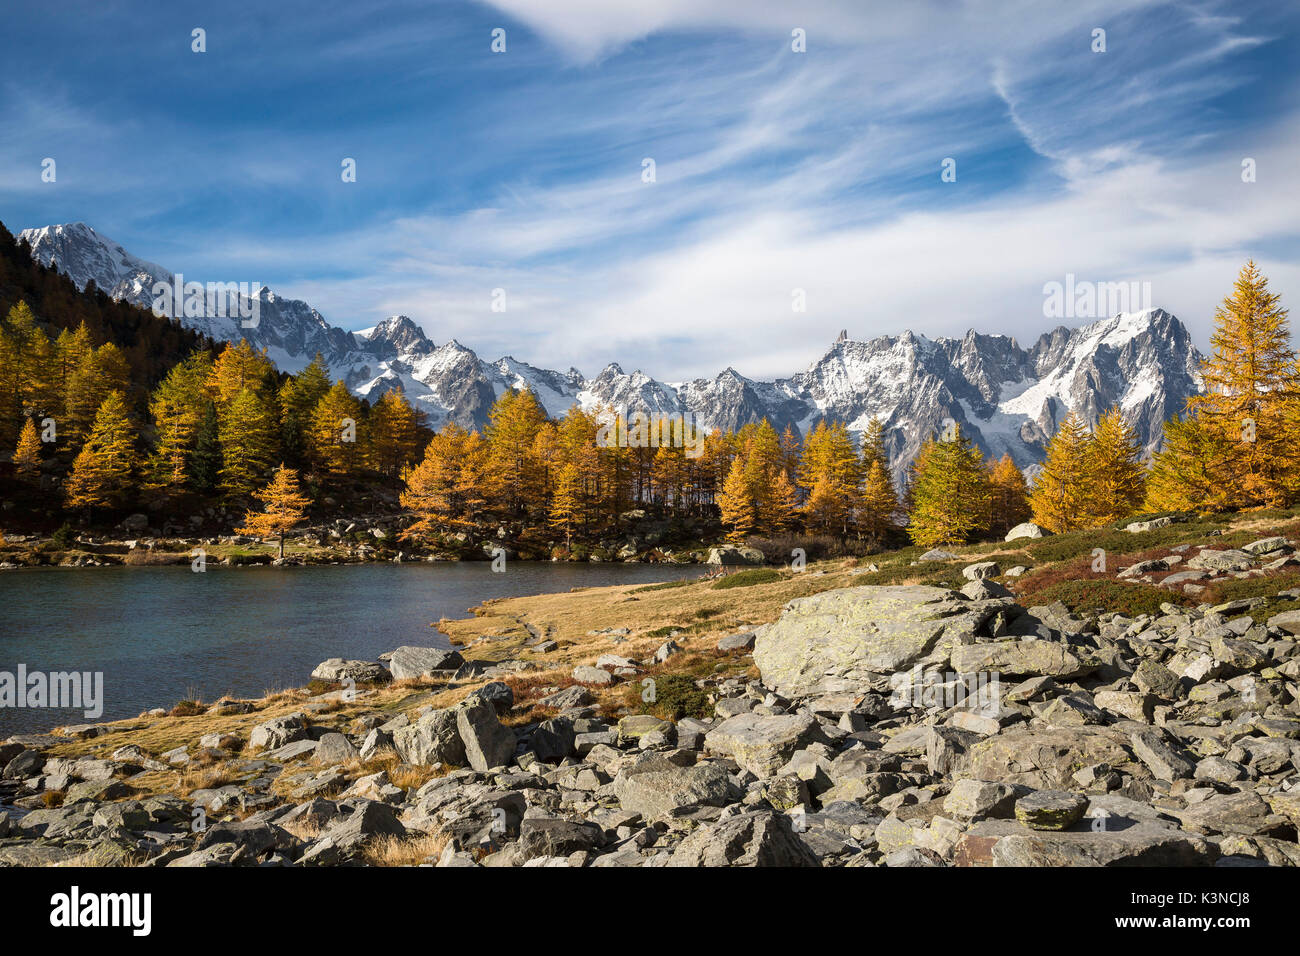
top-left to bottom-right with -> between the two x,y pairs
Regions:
548,461 -> 582,547
1028,413 -> 1094,533
65,391 -> 137,510
1086,407 -> 1146,524
236,464 -> 311,558
13,416 -> 42,481
308,381 -> 363,478
906,426 -> 990,547
987,453 -> 1030,538
716,456 -> 756,541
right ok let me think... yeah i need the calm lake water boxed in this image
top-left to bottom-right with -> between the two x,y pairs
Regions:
0,562 -> 701,737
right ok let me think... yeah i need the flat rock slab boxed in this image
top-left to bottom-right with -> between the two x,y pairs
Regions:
1175,791 -> 1276,837
960,820 -> 1218,866
1186,549 -> 1254,572
572,665 -> 615,685
950,640 -> 1089,679
1129,730 -> 1195,781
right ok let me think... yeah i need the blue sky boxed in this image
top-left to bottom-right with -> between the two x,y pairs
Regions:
3,0 -> 1299,379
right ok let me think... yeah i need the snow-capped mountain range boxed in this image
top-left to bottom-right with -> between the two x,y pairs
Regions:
19,222 -> 1203,479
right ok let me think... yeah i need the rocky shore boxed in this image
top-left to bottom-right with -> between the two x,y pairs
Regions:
0,512 -> 760,570
2,531 -> 1299,867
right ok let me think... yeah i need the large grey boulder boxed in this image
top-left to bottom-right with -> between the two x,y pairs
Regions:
518,818 -> 603,860
1125,516 -> 1175,533
704,712 -> 825,778
325,799 -> 406,853
313,733 -> 360,765
705,545 -> 765,565
943,779 -> 1019,821
249,713 -> 308,751
1186,549 -> 1254,572
666,810 -> 820,867
613,754 -> 733,821
456,699 -> 517,771
983,822 -> 1217,866
388,646 -> 464,680
538,686 -> 593,710
1005,522 -> 1048,541
311,659 -> 391,683
753,585 -> 1012,698
392,709 -> 466,766
530,718 -> 576,762
1129,729 -> 1195,781
962,561 -> 1001,580
918,549 -> 958,562
963,726 -> 1136,790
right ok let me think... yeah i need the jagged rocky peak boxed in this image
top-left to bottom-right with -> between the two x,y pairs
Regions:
19,222 -> 172,305
367,315 -> 432,355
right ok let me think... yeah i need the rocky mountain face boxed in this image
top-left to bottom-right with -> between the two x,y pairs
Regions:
20,222 -> 1203,475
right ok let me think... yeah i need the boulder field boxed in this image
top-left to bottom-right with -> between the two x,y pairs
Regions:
2,562 -> 1299,867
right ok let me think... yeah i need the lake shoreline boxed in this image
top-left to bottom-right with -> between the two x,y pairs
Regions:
0,560 -> 709,739
0,529 -> 766,572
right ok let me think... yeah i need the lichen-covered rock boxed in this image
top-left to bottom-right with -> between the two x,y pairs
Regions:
964,726 -> 1136,790
704,712 -> 824,778
753,585 -> 1012,697
1014,790 -> 1087,830
613,754 -> 732,821
950,640 -> 1090,679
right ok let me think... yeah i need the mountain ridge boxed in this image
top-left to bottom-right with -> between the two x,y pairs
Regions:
19,221 -> 1204,479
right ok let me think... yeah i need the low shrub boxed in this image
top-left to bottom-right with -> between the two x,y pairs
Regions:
631,579 -> 694,594
712,568 -> 784,589
1022,578 -> 1190,617
630,673 -> 710,720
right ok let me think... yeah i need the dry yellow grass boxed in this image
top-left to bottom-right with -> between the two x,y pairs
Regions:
280,818 -> 323,842
177,763 -> 241,798
361,831 -> 449,867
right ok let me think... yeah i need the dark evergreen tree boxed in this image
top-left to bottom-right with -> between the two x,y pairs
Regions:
188,400 -> 222,494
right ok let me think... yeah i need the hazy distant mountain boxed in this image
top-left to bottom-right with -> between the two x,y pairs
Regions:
21,222 -> 1203,477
